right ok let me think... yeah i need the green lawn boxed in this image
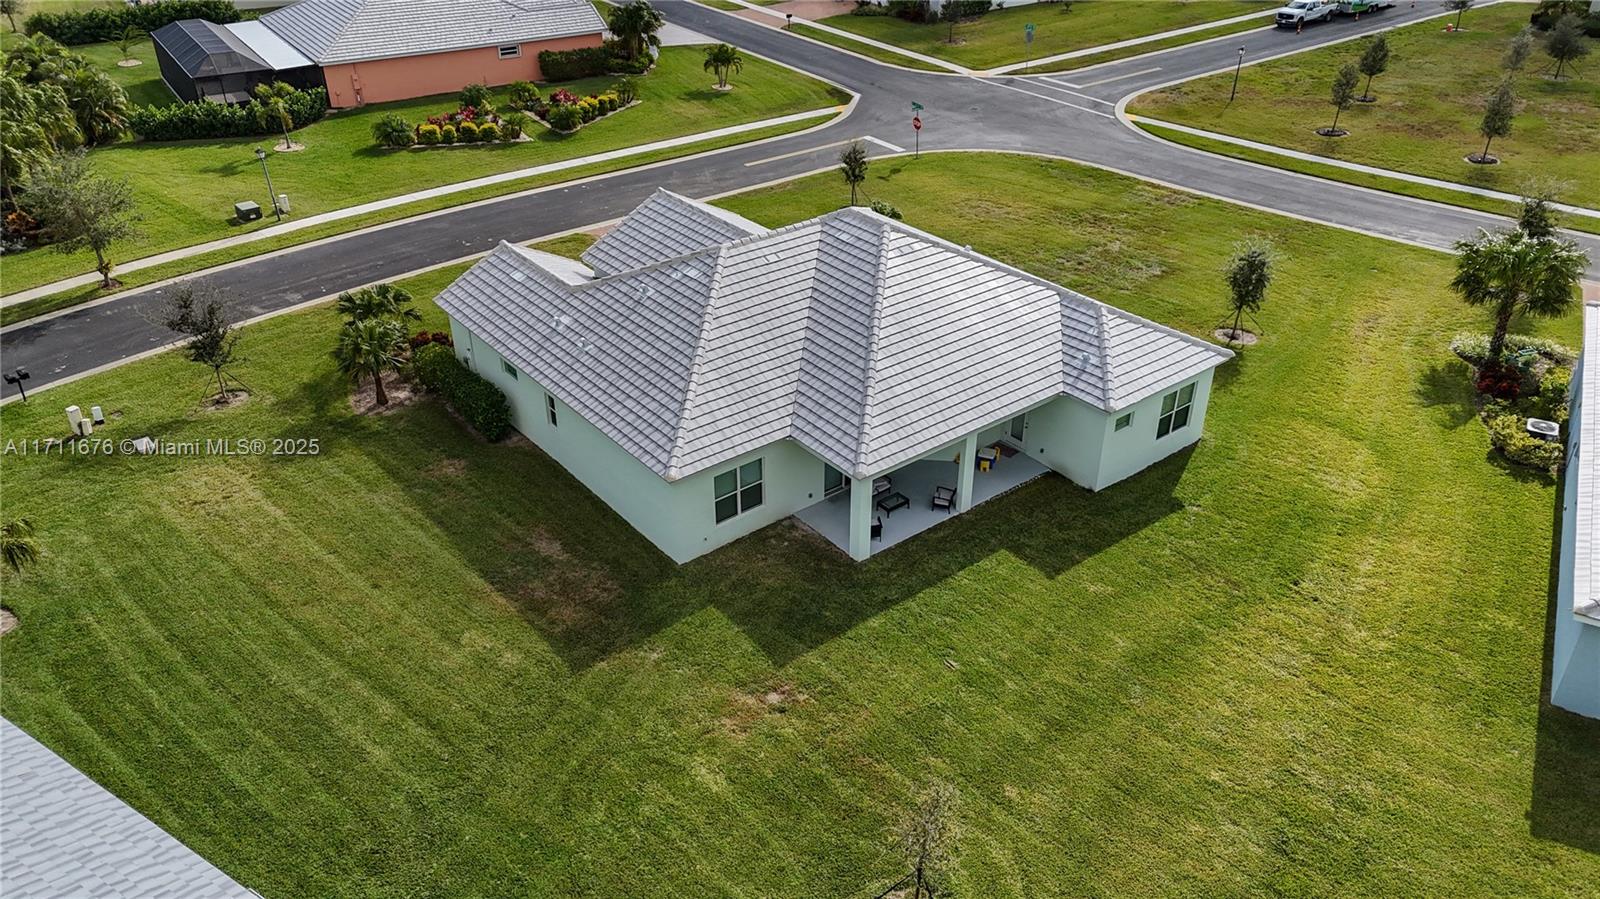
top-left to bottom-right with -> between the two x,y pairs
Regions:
0,46 -> 847,296
3,153 -> 1597,897
1129,3 -> 1600,209
820,1 -> 1274,70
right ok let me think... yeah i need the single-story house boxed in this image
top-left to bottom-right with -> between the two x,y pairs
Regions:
1553,299 -> 1600,719
257,0 -> 609,108
435,190 -> 1234,564
153,0 -> 608,108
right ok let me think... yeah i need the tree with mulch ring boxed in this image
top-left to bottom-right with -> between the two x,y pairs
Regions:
160,282 -> 246,406
1216,238 -> 1273,346
1317,63 -> 1359,137
1467,77 -> 1515,165
1356,34 -> 1389,103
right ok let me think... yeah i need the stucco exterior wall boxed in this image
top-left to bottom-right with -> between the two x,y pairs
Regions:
450,317 -> 835,563
321,32 -> 604,108
1555,351 -> 1600,718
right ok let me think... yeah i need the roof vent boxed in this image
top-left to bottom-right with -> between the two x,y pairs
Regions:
1078,351 -> 1094,367
552,313 -> 572,331
511,271 -> 526,283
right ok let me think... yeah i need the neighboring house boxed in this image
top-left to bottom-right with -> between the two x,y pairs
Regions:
153,0 -> 608,108
0,718 -> 258,897
1553,300 -> 1600,719
437,190 -> 1233,563
258,0 -> 608,107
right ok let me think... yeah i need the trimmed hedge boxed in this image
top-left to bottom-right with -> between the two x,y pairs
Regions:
128,87 -> 328,141
413,344 -> 513,441
25,0 -> 239,45
537,42 -> 651,81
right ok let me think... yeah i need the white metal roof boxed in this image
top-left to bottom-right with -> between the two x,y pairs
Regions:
582,189 -> 767,276
436,191 -> 1233,482
224,20 -> 314,71
0,718 -> 257,898
1574,302 -> 1600,625
259,0 -> 607,66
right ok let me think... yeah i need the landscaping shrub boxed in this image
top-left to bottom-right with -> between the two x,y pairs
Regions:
851,1 -> 892,15
371,113 -> 415,148
458,121 -> 480,142
546,103 -> 583,132
477,121 -> 501,142
886,0 -> 933,23
612,77 -> 638,105
1450,332 -> 1576,368
602,39 -> 652,74
128,87 -> 327,141
440,124 -> 457,144
417,123 -> 442,145
24,0 -> 238,45
1475,365 -> 1523,400
412,344 -> 512,441
507,81 -> 540,110
539,46 -> 614,80
870,200 -> 903,220
499,111 -> 530,140
458,82 -> 493,112
1484,401 -> 1564,471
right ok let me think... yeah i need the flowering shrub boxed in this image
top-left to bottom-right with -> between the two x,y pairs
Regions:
458,121 -> 480,142
1475,365 -> 1523,401
535,87 -> 631,132
440,124 -> 457,144
412,102 -> 524,146
549,88 -> 578,106
546,103 -> 583,132
417,123 -> 441,144
1484,401 -> 1564,472
477,122 -> 501,142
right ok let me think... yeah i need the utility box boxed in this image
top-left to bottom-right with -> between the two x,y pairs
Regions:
235,200 -> 262,222
275,194 -> 291,214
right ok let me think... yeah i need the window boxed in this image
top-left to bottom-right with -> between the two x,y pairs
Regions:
1115,412 -> 1133,431
823,464 -> 845,497
497,45 -> 522,59
1156,383 -> 1196,439
500,358 -> 518,379
714,458 -> 764,524
545,393 -> 558,427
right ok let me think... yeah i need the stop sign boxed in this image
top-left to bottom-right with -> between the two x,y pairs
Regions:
912,115 -> 922,131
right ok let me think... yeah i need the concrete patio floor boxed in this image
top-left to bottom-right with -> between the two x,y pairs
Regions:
794,448 -> 1050,557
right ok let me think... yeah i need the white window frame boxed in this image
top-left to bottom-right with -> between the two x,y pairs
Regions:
497,44 -> 522,59
714,458 -> 764,524
1156,383 -> 1196,439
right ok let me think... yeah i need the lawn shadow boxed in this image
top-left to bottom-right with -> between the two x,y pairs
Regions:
1415,359 -> 1479,429
1210,349 -> 1250,394
368,398 -> 1193,670
1528,462 -> 1600,855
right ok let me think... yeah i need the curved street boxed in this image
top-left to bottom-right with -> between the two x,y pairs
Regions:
3,0 -> 1595,398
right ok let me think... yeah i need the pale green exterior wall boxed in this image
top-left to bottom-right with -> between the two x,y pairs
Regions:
450,317 -> 836,563
1555,351 -> 1600,718
449,317 -> 1220,562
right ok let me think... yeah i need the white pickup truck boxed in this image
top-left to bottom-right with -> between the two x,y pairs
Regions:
1274,0 -> 1392,27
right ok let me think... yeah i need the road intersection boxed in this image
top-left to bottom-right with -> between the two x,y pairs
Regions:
3,0 -> 1595,398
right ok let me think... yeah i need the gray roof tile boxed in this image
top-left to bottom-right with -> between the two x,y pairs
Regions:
260,0 -> 606,66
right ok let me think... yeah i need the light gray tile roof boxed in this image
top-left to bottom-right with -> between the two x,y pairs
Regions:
582,189 -> 767,276
1574,302 -> 1600,625
259,0 -> 607,66
0,718 -> 257,899
436,194 -> 1232,481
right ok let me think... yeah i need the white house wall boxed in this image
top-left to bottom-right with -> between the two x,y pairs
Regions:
1556,349 -> 1600,718
450,317 -> 834,563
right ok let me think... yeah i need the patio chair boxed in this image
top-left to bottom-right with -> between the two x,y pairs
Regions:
931,485 -> 956,513
873,476 -> 892,497
871,516 -> 883,541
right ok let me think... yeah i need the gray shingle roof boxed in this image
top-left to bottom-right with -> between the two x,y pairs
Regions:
259,0 -> 607,66
582,189 -> 767,276
0,718 -> 257,899
436,191 -> 1232,481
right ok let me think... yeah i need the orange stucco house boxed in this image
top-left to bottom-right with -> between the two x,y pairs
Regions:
256,0 -> 609,108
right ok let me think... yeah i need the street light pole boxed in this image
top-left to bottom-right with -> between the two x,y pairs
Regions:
255,147 -> 281,222
3,367 -> 31,402
1229,47 -> 1245,103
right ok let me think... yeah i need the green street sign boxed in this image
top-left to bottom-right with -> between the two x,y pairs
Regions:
911,101 -> 924,112
1025,23 -> 1035,41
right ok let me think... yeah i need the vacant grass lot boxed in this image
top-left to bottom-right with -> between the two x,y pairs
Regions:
0,47 -> 847,294
1129,3 -> 1600,207
821,0 -> 1274,69
2,153 -> 1597,897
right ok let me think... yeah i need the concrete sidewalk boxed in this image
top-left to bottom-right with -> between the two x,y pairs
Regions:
1130,115 -> 1600,223
2,106 -> 841,308
983,8 -> 1276,76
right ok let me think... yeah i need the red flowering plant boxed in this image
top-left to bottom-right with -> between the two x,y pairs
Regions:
548,88 -> 578,106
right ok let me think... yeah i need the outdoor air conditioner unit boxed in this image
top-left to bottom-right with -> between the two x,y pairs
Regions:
1527,418 -> 1560,442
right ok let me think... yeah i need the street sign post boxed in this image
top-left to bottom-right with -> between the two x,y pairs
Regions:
912,113 -> 921,157
1024,23 -> 1035,72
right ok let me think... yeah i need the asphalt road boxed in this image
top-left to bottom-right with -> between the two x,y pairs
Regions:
3,0 -> 1595,399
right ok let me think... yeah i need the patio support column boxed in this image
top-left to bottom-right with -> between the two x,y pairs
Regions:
957,432 -> 978,513
848,475 -> 873,561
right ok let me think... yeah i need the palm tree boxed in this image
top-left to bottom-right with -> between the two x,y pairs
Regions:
333,318 -> 408,406
702,43 -> 743,90
335,282 -> 420,325
117,26 -> 145,65
1450,228 -> 1588,366
607,0 -> 664,61
253,81 -> 297,150
1,518 -> 41,575
3,34 -> 71,82
0,73 -> 79,202
61,65 -> 129,146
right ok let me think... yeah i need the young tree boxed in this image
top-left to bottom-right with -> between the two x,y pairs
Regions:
1323,63 -> 1359,135
1222,239 -> 1274,343
1450,228 -> 1587,366
1,518 -> 41,575
839,140 -> 868,206
22,151 -> 140,288
1544,13 -> 1591,81
116,26 -> 144,64
607,0 -> 664,60
335,282 -> 420,325
1517,192 -> 1560,240
941,0 -> 963,44
1503,25 -> 1535,72
0,0 -> 23,32
896,780 -> 958,899
1357,34 -> 1389,102
162,282 -> 244,401
702,43 -> 743,90
253,81 -> 297,150
1473,77 -> 1515,163
333,317 -> 408,406
1445,0 -> 1473,31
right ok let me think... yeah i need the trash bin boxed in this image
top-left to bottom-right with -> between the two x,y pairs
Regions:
235,200 -> 262,222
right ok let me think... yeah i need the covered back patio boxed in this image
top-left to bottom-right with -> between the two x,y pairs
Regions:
794,434 -> 1049,559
